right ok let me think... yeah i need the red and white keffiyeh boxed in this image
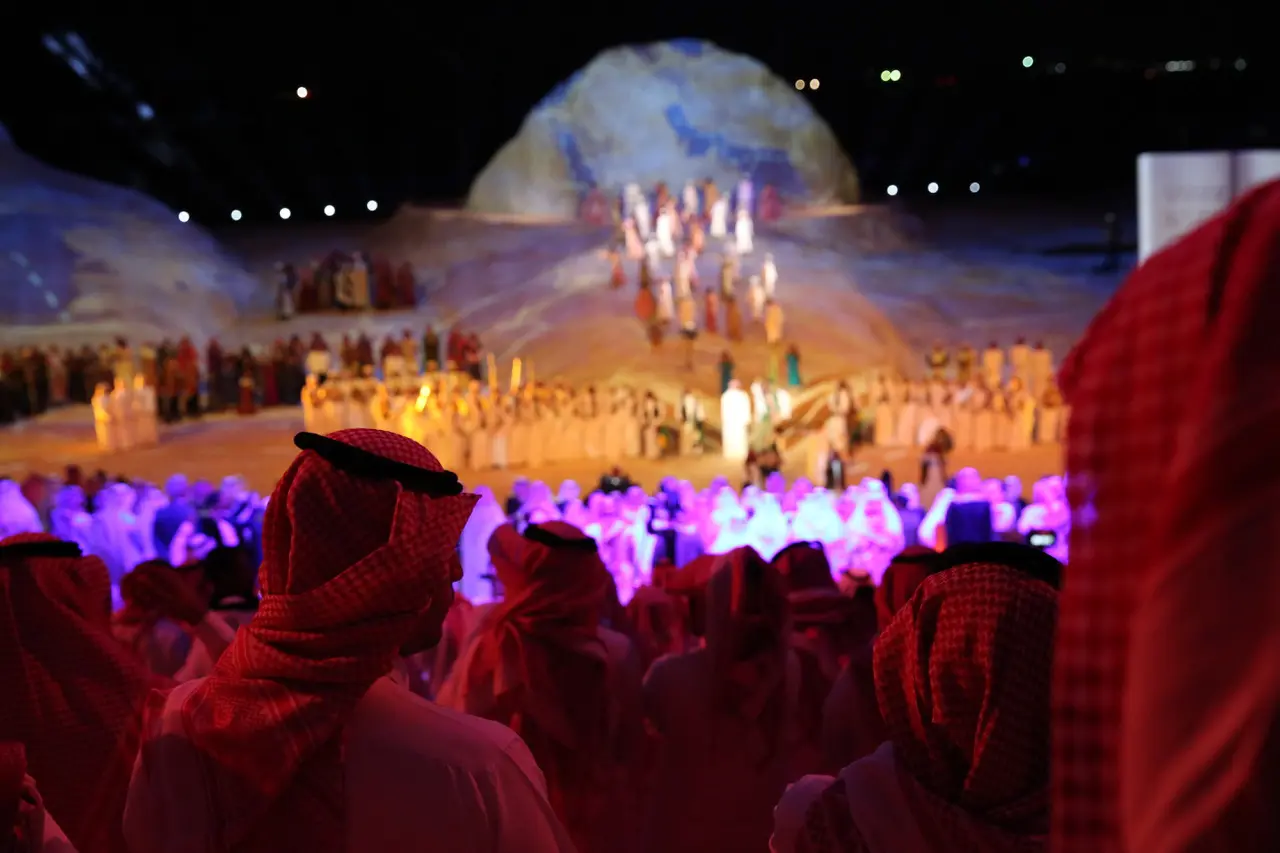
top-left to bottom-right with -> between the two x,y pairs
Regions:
1053,181 -> 1280,851
143,429 -> 477,852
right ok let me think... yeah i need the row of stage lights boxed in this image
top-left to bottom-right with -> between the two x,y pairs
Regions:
886,182 -> 981,196
176,200 -> 380,223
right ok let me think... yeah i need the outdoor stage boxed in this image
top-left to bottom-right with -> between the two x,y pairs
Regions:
1,406 -> 1065,496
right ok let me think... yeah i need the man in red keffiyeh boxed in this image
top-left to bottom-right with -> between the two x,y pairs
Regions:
775,543 -> 1061,853
1051,180 -> 1280,852
438,521 -> 644,853
125,429 -> 576,853
0,534 -> 167,853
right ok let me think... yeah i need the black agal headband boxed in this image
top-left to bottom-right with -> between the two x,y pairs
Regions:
523,523 -> 599,553
0,539 -> 84,560
293,432 -> 464,497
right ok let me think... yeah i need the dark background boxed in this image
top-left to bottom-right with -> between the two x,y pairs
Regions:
1,5 -> 1270,224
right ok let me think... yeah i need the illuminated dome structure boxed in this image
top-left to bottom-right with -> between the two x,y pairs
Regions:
467,39 -> 860,218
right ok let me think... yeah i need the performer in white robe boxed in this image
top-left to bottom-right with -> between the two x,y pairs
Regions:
304,342 -> 332,378
622,395 -> 643,458
990,389 -> 1011,451
525,403 -> 547,469
873,385 -> 894,447
467,406 -> 492,470
750,380 -> 770,425
681,180 -> 700,217
634,197 -> 653,240
971,384 -> 994,452
1008,338 -> 1031,384
674,250 -> 695,299
773,386 -> 793,421
644,237 -> 662,271
1036,383 -> 1063,444
734,209 -> 754,255
894,386 -> 916,448
982,342 -> 1004,388
91,382 -> 116,451
657,279 -> 675,325
761,253 -> 778,299
1007,379 -> 1036,451
950,382 -> 975,451
655,207 -> 677,257
709,196 -> 729,239
719,381 -> 752,461
623,218 -> 644,260
1028,341 -> 1054,398
370,385 -> 394,432
491,397 -> 512,468
109,379 -> 135,451
748,276 -> 765,321
132,376 -> 159,447
300,376 -> 321,433
825,383 -> 853,454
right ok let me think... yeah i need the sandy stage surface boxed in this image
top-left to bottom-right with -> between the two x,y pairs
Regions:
2,406 -> 1065,495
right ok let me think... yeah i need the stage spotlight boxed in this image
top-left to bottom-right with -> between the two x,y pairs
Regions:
886,184 -> 899,197
324,204 -> 335,217
1022,56 -> 1034,68
809,78 -> 820,90
927,182 -> 939,194
177,211 -> 190,223
296,86 -> 309,99
889,69 -> 901,82
279,207 -> 291,220
880,70 -> 891,82
795,79 -> 805,90
230,209 -> 242,221
969,182 -> 980,193
366,200 -> 378,212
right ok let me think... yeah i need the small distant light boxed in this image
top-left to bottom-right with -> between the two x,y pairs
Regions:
809,78 -> 820,90
230,209 -> 242,221
1054,62 -> 1066,74
886,184 -> 899,197
1022,56 -> 1034,68
969,182 -> 981,193
889,69 -> 901,82
880,70 -> 891,82
137,102 -> 154,120
1235,58 -> 1247,70
1165,60 -> 1177,72
1018,155 -> 1031,168
324,204 -> 336,217
177,211 -> 190,223
279,207 -> 291,220
366,200 -> 378,212
927,182 -> 939,194
795,79 -> 805,90
296,86 -> 309,99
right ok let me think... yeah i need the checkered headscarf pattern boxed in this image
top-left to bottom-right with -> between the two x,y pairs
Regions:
875,562 -> 1057,833
1052,180 -> 1280,851
0,532 -> 168,853
152,429 -> 478,852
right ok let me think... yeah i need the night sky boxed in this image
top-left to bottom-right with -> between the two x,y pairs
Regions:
1,7 -> 1271,224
